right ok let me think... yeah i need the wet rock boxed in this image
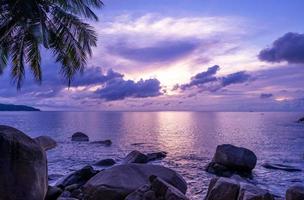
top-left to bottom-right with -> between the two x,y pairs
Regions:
147,151 -> 167,162
71,132 -> 89,142
205,177 -> 274,200
125,176 -> 189,200
0,125 -> 48,200
45,186 -> 63,200
123,150 -> 149,164
35,135 -> 57,151
286,183 -> 304,200
262,163 -> 302,172
297,117 -> 304,123
205,177 -> 240,200
238,182 -> 274,200
56,165 -> 98,189
94,158 -> 116,166
90,139 -> 112,146
83,164 -> 187,200
206,144 -> 257,177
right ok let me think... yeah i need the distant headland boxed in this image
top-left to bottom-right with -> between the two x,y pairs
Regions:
0,103 -> 40,111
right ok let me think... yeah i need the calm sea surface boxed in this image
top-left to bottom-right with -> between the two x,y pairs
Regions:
1,111 -> 304,199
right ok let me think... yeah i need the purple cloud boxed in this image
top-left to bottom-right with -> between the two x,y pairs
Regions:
107,39 -> 199,63
72,68 -> 123,86
95,78 -> 163,101
260,93 -> 273,99
259,32 -> 304,63
220,71 -> 251,87
179,65 -> 251,92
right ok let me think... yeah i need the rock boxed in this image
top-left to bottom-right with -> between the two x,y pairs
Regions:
205,177 -> 240,200
56,165 -> 98,189
262,163 -> 302,172
147,151 -> 167,162
45,186 -> 63,200
123,150 -> 149,164
205,177 -> 274,200
297,117 -> 304,123
238,182 -> 274,200
0,125 -> 48,200
125,176 -> 189,200
286,183 -> 304,200
206,144 -> 257,177
90,139 -> 112,146
34,135 -> 57,151
83,164 -> 187,200
71,132 -> 89,142
94,158 -> 116,166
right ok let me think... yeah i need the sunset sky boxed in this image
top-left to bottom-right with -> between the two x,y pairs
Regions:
1,0 -> 304,111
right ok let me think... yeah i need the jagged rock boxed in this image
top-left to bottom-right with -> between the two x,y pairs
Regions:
123,150 -> 149,164
94,158 -> 116,166
71,132 -> 89,142
56,165 -> 98,189
286,183 -> 304,200
262,163 -> 302,172
0,125 -> 48,200
83,164 -> 187,200
35,135 -> 57,151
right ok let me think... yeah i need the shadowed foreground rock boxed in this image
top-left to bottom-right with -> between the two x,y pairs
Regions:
286,183 -> 304,200
206,144 -> 257,177
0,125 -> 48,200
205,177 -> 274,200
83,164 -> 187,200
35,135 -> 57,151
125,176 -> 189,200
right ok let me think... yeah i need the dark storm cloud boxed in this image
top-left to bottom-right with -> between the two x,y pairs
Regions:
258,32 -> 304,63
179,65 -> 251,92
107,39 -> 199,63
95,78 -> 162,101
260,93 -> 273,99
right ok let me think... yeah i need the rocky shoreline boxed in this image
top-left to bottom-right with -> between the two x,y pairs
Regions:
0,125 -> 303,200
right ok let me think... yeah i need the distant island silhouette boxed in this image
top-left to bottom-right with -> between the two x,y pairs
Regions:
0,103 -> 40,111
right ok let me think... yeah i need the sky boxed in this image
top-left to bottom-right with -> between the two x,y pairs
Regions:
1,0 -> 304,111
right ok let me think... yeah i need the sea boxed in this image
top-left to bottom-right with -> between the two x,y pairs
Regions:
0,111 -> 304,199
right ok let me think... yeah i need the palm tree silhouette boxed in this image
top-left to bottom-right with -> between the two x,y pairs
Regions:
0,0 -> 103,89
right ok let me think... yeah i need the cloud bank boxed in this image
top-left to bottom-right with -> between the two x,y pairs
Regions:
259,32 -> 304,64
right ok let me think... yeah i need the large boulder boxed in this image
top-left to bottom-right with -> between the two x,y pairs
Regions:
238,182 -> 274,200
206,144 -> 257,177
56,165 -> 99,189
205,177 -> 240,200
45,186 -> 63,200
34,135 -> 57,151
71,132 -> 89,142
83,164 -> 187,200
123,150 -> 149,164
286,183 -> 304,200
205,177 -> 274,200
0,125 -> 48,200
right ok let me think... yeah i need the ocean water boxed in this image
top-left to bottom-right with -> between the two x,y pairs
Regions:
1,111 -> 304,199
